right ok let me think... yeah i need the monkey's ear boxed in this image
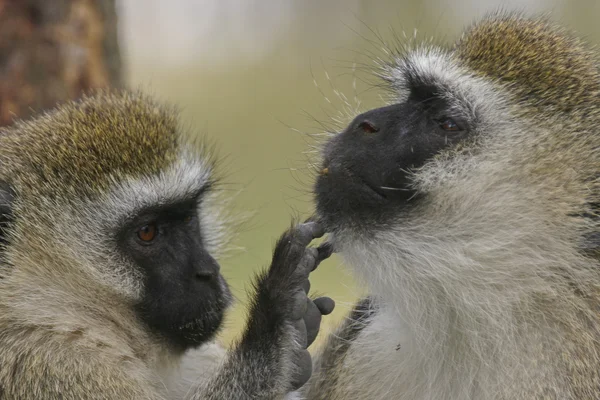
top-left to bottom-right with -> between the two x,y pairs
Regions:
0,181 -> 15,244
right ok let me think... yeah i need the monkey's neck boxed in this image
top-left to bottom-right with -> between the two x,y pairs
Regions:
336,228 -> 596,372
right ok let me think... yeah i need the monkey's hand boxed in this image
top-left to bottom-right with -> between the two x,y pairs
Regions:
191,222 -> 334,400
248,222 -> 335,392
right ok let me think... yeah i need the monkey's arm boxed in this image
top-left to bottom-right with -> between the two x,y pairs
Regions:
299,297 -> 377,399
189,222 -> 335,399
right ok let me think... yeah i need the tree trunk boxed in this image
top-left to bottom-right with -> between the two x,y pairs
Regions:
0,0 -> 122,126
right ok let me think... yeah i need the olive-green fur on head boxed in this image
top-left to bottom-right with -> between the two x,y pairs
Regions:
0,90 -> 181,198
454,13 -> 600,228
455,13 -> 600,117
0,89 -> 232,305
374,12 -> 600,263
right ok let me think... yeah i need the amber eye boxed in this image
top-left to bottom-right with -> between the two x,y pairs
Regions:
439,118 -> 461,132
137,223 -> 157,242
184,215 -> 193,224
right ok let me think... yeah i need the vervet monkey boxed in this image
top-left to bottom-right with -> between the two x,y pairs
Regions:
305,12 -> 600,400
0,91 -> 335,399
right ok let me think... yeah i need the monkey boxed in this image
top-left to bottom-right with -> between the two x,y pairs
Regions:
0,90 -> 336,399
297,12 -> 600,400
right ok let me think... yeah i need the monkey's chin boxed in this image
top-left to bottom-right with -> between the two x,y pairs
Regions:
138,277 -> 232,350
315,177 -> 397,236
175,281 -> 231,349
173,311 -> 227,349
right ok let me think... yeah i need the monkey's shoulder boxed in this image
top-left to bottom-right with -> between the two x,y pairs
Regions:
339,297 -> 378,341
314,297 -> 377,367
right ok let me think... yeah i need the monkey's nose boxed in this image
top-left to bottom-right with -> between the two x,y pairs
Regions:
195,271 -> 216,282
194,254 -> 221,282
357,120 -> 379,134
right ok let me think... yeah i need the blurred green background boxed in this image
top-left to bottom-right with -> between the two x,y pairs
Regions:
118,0 -> 600,345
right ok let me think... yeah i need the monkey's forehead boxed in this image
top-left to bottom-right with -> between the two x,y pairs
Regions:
453,13 -> 600,115
385,13 -> 600,122
0,90 -> 202,197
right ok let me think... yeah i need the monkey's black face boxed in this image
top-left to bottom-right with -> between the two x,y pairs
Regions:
315,86 -> 469,231
119,197 -> 230,350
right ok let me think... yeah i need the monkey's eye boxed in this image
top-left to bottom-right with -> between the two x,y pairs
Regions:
438,118 -> 461,132
137,223 -> 157,243
358,120 -> 379,133
184,215 -> 193,224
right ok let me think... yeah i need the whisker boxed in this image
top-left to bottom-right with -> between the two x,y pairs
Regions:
380,186 -> 411,191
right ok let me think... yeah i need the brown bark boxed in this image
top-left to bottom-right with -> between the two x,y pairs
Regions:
0,0 -> 122,126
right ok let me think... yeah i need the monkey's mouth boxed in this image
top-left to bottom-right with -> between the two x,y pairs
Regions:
352,172 -> 388,199
315,162 -> 419,231
315,163 -> 388,230
320,165 -> 388,200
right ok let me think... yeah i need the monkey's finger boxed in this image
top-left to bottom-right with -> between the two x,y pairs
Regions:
311,242 -> 334,272
290,290 -> 308,320
304,299 -> 322,347
270,225 -> 319,279
313,297 -> 335,316
289,349 -> 313,391
317,242 -> 334,260
298,247 -> 318,276
302,279 -> 311,294
294,222 -> 325,247
293,319 -> 308,348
